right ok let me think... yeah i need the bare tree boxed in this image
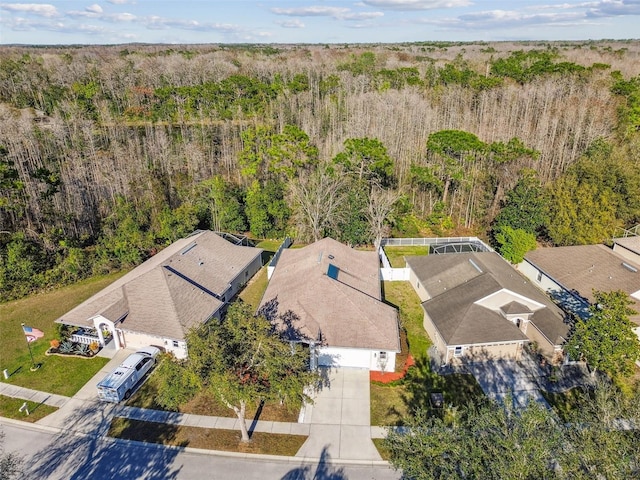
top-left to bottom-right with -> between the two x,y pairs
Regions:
289,168 -> 347,242
367,186 -> 401,250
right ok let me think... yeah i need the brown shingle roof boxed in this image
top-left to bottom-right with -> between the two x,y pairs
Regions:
525,244 -> 640,324
57,231 -> 262,340
258,238 -> 400,352
407,252 -> 569,346
614,236 -> 640,256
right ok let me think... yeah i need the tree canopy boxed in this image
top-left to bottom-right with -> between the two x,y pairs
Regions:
566,290 -> 640,378
385,383 -> 640,480
156,302 -> 318,442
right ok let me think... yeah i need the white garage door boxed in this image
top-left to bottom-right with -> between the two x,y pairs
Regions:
317,347 -> 371,369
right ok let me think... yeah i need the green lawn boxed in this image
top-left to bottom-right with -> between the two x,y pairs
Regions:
370,357 -> 485,426
383,246 -> 429,268
383,281 -> 431,358
0,394 -> 58,422
238,265 -> 269,310
0,272 -> 124,396
255,238 -> 284,252
373,282 -> 484,426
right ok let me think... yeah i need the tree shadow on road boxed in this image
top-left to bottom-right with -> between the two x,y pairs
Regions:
280,446 -> 347,480
24,401 -> 182,480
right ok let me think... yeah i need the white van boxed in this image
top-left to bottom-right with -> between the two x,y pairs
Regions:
97,346 -> 160,403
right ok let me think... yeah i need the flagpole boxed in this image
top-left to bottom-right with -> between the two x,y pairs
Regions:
21,323 -> 36,370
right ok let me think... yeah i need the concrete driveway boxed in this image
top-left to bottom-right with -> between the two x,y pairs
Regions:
296,367 -> 382,461
466,359 -> 550,409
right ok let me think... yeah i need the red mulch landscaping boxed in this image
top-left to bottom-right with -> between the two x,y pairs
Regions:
370,354 -> 416,383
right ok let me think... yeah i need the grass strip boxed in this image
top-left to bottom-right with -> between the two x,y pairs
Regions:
108,417 -> 307,456
383,281 -> 431,359
0,394 -> 58,422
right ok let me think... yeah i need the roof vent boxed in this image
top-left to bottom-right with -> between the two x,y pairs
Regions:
328,254 -> 335,260
468,259 -> 483,273
180,242 -> 197,255
622,262 -> 638,273
198,260 -> 204,266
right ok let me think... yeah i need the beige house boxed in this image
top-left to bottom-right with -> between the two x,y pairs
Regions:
258,237 -> 401,372
520,243 -> 640,340
407,252 -> 569,365
56,231 -> 263,358
613,235 -> 640,266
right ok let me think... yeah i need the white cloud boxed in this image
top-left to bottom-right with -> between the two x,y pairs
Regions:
141,14 -> 245,35
1,3 -> 58,17
271,5 -> 383,20
110,12 -> 135,22
271,6 -> 352,17
587,0 -> 640,17
85,4 -> 102,14
436,9 -> 588,30
66,8 -> 136,23
360,0 -> 472,10
276,19 -> 305,28
106,0 -> 135,4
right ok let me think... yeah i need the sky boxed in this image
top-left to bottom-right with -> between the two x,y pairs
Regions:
0,0 -> 639,45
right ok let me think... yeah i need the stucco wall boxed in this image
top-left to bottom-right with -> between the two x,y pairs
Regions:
317,346 -> 396,372
121,330 -> 187,359
422,311 -> 447,360
525,322 -> 556,357
408,268 -> 431,302
518,259 -> 590,319
227,255 -> 263,300
476,289 -> 543,312
448,342 -> 523,363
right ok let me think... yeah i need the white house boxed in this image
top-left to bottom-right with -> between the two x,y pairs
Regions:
258,237 -> 401,372
56,231 -> 263,359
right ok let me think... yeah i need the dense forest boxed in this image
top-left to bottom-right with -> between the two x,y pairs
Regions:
1,40 -> 640,299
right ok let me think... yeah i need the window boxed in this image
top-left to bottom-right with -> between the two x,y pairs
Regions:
454,346 -> 463,357
379,351 -> 387,360
172,340 -> 179,348
536,271 -> 542,283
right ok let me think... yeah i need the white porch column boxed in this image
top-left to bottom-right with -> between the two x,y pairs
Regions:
92,316 -> 120,349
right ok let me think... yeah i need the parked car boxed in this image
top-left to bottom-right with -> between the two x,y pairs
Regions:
96,346 -> 160,403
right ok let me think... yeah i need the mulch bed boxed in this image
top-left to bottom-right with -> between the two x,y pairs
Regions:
370,354 -> 415,383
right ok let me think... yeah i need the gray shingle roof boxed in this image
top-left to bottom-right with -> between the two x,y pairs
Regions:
57,231 -> 263,340
407,252 -> 569,346
258,238 -> 400,352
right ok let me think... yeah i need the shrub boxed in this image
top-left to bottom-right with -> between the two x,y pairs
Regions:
59,341 -> 74,354
50,339 -> 60,349
75,343 -> 90,356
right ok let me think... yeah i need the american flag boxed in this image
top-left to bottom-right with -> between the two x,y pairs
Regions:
22,324 -> 44,343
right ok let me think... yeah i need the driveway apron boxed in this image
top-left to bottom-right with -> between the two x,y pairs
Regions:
467,359 -> 550,409
295,367 -> 382,461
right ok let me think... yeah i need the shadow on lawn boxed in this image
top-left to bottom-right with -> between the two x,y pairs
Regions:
401,356 -> 485,418
24,402 -> 182,480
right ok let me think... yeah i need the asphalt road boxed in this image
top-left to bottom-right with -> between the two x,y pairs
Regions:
1,420 -> 401,480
